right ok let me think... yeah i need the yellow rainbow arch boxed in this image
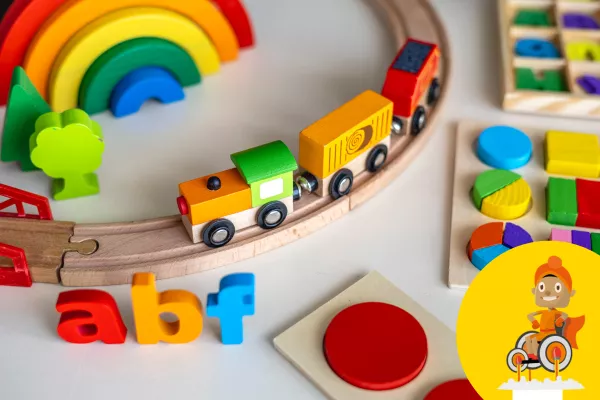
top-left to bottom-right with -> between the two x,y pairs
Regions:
23,0 -> 239,101
48,8 -> 221,112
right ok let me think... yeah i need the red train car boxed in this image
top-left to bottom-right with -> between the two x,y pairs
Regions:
381,38 -> 441,136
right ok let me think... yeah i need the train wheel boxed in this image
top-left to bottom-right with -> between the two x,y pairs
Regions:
329,168 -> 354,199
202,219 -> 235,248
391,116 -> 404,136
427,78 -> 441,105
411,106 -> 427,136
257,201 -> 288,229
366,144 -> 388,173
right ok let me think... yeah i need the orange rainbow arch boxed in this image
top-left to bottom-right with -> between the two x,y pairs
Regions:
0,0 -> 254,108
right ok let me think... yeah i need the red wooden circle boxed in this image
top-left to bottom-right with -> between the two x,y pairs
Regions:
176,196 -> 189,215
323,302 -> 428,391
424,379 -> 482,400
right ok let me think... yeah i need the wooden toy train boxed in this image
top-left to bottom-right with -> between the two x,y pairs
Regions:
176,38 -> 441,247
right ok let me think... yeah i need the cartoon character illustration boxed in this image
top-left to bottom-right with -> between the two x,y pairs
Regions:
507,256 -> 585,373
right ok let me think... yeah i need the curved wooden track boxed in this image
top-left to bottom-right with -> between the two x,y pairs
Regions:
2,0 -> 452,286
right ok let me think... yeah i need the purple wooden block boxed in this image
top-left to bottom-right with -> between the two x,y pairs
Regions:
563,13 -> 600,29
577,75 -> 600,95
572,230 -> 592,250
503,223 -> 533,249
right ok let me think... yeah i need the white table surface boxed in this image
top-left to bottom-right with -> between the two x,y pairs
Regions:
2,0 -> 600,399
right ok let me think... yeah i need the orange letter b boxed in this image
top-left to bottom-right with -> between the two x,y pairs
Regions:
131,273 -> 203,344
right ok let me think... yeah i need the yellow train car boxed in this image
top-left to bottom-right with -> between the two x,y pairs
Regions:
296,90 -> 393,198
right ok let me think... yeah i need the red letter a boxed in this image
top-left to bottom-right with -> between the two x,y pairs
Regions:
56,290 -> 127,344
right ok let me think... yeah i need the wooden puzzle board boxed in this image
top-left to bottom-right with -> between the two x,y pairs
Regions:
499,0 -> 600,118
449,120 -> 600,290
273,271 -> 465,400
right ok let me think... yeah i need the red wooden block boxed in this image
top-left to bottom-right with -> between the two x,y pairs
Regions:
0,183 -> 53,220
0,0 -> 66,105
212,0 -> 254,48
0,242 -> 32,287
56,290 -> 128,344
424,379 -> 482,400
576,178 -> 600,229
323,302 -> 427,391
467,222 -> 504,259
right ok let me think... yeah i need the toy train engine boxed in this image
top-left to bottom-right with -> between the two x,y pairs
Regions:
381,38 -> 441,136
177,141 -> 298,247
296,90 -> 393,198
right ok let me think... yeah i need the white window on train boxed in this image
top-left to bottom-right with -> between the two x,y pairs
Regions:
260,178 -> 284,200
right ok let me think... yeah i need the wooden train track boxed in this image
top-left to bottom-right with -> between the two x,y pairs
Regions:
0,0 -> 452,286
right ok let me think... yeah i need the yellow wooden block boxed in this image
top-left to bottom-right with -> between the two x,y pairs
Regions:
566,41 -> 600,61
47,7 -> 221,112
545,131 -> 600,178
131,272 -> 203,344
179,168 -> 252,226
481,178 -> 531,220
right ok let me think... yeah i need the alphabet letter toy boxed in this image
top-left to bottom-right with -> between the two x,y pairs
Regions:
206,273 -> 255,345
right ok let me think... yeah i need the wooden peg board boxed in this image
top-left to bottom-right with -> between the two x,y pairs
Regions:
273,271 -> 465,399
499,0 -> 600,118
448,120 -> 600,290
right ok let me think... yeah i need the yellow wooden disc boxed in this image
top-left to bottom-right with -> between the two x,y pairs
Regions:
48,7 -> 221,112
481,177 -> 531,220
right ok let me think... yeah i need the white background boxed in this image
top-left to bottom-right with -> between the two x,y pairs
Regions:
2,0 -> 600,399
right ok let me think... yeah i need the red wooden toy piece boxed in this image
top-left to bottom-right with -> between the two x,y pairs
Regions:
0,242 -> 32,287
467,222 -> 504,259
56,290 -> 128,344
0,183 -> 53,220
424,379 -> 482,400
576,178 -> 600,229
323,302 -> 428,391
212,0 -> 254,48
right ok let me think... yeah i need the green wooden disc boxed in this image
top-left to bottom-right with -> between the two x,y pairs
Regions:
79,38 -> 201,115
472,169 -> 521,209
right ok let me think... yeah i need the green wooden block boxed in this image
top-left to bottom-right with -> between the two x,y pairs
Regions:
472,169 -> 522,209
515,68 -> 567,92
79,38 -> 201,115
546,177 -> 578,226
513,10 -> 551,27
0,67 -> 51,171
231,140 -> 298,184
591,233 -> 600,256
250,172 -> 294,208
30,109 -> 104,201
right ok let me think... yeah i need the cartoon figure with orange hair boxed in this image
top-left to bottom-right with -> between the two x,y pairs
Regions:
507,256 -> 585,373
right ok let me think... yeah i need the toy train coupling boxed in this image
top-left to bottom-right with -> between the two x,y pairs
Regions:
292,180 -> 302,201
296,172 -> 319,195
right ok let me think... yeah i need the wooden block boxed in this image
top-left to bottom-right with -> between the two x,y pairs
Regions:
566,41 -> 600,61
131,272 -> 203,344
513,10 -> 551,27
206,273 -> 255,345
212,0 -> 255,48
480,177 -> 531,220
476,125 -> 532,170
56,289 -> 127,344
471,169 -> 521,210
545,131 -> 600,178
471,244 -> 509,271
515,68 -> 567,92
45,7 -> 220,112
591,232 -> 600,255
30,109 -> 104,200
503,222 -> 533,249
110,66 -> 185,118
572,229 -> 592,250
546,177 -> 578,226
273,271 -> 465,399
299,90 -> 393,179
182,196 -> 294,244
550,228 -> 572,243
575,178 -> 600,229
0,66 -> 51,171
467,222 -> 504,259
178,168 -> 252,226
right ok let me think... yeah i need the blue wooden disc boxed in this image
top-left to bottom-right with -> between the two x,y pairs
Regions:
476,126 -> 532,170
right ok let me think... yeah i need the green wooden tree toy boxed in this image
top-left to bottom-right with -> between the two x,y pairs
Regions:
1,67 -> 52,171
30,109 -> 104,200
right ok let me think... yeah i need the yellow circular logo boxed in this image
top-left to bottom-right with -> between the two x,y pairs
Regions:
457,241 -> 599,399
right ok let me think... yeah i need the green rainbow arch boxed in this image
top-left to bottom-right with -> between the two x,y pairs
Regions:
79,38 -> 201,115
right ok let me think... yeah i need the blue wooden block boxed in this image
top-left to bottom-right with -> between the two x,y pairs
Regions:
503,222 -> 533,248
577,75 -> 600,95
572,230 -> 592,250
476,125 -> 533,170
109,66 -> 185,118
206,273 -> 255,345
563,13 -> 600,30
515,39 -> 560,58
471,244 -> 510,271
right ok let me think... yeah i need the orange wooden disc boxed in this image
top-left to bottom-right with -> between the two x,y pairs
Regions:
323,302 -> 428,391
424,379 -> 482,399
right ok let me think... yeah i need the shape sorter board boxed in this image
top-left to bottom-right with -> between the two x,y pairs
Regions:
273,271 -> 465,400
449,120 -> 600,290
499,0 -> 600,119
